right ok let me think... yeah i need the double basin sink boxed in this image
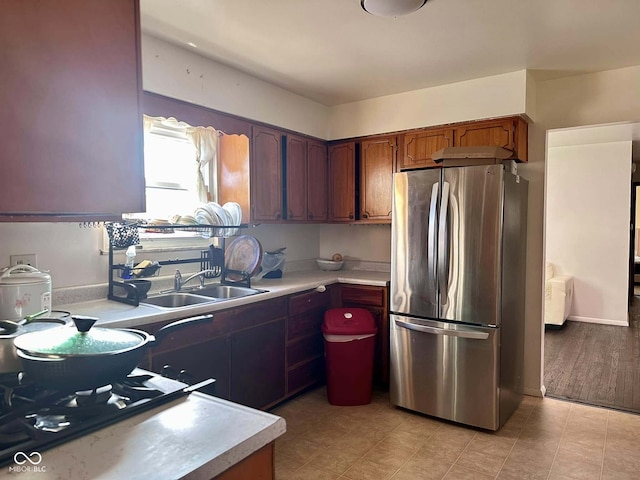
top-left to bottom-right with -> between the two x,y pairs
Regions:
141,285 -> 266,309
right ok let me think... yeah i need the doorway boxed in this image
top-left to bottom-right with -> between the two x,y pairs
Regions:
543,132 -> 637,412
630,183 -> 640,300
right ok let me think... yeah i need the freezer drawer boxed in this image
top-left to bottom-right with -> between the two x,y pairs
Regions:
389,314 -> 500,430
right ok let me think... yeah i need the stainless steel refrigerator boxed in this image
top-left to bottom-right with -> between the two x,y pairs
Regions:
389,163 -> 528,430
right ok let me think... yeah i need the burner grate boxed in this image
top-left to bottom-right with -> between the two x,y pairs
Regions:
0,370 -> 208,467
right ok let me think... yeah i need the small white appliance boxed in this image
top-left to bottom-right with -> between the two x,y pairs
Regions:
0,265 -> 51,320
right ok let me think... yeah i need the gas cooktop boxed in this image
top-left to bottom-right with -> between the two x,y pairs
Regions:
0,368 -> 213,468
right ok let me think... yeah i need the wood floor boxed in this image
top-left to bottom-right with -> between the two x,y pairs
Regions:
544,296 -> 640,413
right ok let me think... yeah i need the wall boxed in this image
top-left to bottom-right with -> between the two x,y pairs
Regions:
327,70 -> 529,140
318,224 -> 391,267
546,138 -> 632,325
536,66 -> 640,131
142,34 -> 330,139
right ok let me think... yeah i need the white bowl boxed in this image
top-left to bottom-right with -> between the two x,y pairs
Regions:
317,259 -> 343,271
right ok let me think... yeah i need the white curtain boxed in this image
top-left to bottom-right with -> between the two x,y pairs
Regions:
143,115 -> 219,204
186,125 -> 219,203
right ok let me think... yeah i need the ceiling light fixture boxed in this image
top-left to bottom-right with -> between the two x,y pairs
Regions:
361,0 -> 428,17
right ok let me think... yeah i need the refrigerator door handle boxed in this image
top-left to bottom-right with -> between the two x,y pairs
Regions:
438,181 -> 450,303
395,319 -> 490,340
428,182 -> 439,294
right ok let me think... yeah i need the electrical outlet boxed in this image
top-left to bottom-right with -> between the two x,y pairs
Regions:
10,254 -> 37,268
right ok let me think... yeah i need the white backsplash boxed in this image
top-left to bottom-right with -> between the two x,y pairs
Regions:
2,222 -> 389,295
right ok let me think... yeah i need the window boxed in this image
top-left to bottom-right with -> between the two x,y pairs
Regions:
141,124 -> 200,220
121,115 -> 219,248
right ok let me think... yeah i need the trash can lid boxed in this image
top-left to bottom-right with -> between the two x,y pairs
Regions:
322,308 -> 377,335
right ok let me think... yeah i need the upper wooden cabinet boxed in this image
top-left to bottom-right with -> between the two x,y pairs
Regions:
251,126 -> 284,222
285,136 -> 328,222
399,128 -> 454,170
398,116 -> 528,171
360,136 -> 396,223
453,116 -> 528,161
220,125 -> 326,225
285,135 -> 307,221
328,142 -> 357,222
306,140 -> 328,222
0,0 -> 144,219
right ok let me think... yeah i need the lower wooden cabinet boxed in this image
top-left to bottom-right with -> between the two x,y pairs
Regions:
147,298 -> 288,410
286,288 -> 330,395
215,443 -> 274,480
141,283 -> 389,411
152,336 -> 229,399
230,319 -> 286,409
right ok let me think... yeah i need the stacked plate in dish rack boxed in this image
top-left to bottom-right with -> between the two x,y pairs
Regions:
194,202 -> 242,237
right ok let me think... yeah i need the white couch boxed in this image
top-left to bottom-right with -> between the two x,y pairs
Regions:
544,263 -> 574,327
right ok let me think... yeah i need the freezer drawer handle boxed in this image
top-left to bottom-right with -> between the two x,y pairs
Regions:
395,319 -> 489,340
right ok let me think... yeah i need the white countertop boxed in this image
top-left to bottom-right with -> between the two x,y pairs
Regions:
5,375 -> 286,479
1,270 -> 387,479
58,270 -> 390,329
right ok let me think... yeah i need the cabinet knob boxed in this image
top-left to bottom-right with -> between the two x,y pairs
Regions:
362,213 -> 369,219
275,212 -> 281,219
348,213 -> 354,219
288,210 -> 293,218
308,213 -> 314,220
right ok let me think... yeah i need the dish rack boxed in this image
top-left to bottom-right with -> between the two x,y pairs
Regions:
105,221 -> 249,306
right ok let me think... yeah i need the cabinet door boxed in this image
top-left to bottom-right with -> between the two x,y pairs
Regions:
328,142 -> 356,222
399,128 -> 453,170
0,0 -> 144,218
230,319 -> 286,409
307,140 -> 328,222
151,336 -> 229,399
251,126 -> 283,222
285,135 -> 307,221
454,118 -> 518,153
360,136 -> 395,223
286,289 -> 329,395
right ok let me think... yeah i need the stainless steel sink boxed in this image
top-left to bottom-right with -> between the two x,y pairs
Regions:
141,293 -> 216,309
192,285 -> 266,299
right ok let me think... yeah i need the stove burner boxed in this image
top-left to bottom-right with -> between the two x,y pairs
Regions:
32,415 -> 70,433
76,384 -> 113,406
0,369 -> 201,467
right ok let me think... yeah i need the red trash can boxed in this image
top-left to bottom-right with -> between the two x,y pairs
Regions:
322,308 -> 377,406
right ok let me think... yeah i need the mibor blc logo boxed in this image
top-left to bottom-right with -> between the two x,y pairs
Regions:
9,451 -> 46,473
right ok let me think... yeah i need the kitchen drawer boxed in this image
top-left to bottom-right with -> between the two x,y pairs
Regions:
341,285 -> 385,306
287,334 -> 324,367
144,315 -> 218,354
287,356 -> 325,395
289,289 -> 330,316
215,297 -> 288,334
288,309 -> 324,341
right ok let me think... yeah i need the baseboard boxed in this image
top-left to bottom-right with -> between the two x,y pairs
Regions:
567,315 -> 628,327
524,385 -> 545,397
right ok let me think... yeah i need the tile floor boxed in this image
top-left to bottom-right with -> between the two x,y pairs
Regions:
272,387 -> 640,479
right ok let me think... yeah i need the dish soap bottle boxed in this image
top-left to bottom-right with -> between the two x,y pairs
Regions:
122,245 -> 136,279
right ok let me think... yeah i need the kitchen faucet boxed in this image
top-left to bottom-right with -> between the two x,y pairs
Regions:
174,269 -> 218,292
